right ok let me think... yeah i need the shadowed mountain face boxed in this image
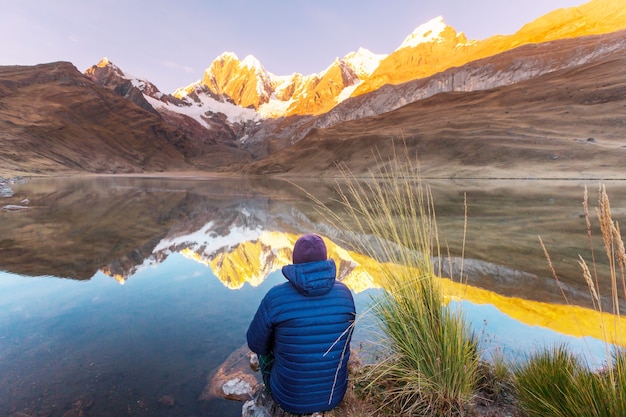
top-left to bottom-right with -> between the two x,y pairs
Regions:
0,62 -> 190,175
84,59 -> 254,170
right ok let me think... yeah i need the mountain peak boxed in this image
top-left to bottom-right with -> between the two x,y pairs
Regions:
94,57 -> 125,76
342,47 -> 387,78
396,16 -> 451,50
241,54 -> 265,72
216,51 -> 239,61
96,57 -> 112,68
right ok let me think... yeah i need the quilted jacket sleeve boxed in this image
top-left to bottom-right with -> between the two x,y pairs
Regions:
246,291 -> 274,356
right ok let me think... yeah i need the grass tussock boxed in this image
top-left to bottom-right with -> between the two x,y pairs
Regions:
516,185 -> 626,417
304,148 -> 480,416
514,345 -> 626,417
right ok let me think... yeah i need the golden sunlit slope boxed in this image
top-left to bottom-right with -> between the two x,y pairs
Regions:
198,53 -> 271,109
353,0 -> 626,97
281,59 -> 360,116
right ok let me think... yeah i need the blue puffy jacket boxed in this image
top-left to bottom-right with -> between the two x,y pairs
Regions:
246,259 -> 356,414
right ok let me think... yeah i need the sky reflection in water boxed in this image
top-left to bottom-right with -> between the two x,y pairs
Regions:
0,177 -> 624,416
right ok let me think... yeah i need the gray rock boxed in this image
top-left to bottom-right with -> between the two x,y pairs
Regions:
0,183 -> 13,197
242,386 -> 327,417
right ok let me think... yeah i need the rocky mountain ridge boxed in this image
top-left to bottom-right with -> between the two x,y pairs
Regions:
86,0 -> 626,126
171,47 -> 384,118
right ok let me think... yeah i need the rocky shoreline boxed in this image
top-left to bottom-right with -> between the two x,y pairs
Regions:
0,176 -> 17,197
0,176 -> 32,212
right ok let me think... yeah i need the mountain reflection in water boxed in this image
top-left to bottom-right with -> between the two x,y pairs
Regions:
1,176 -> 626,416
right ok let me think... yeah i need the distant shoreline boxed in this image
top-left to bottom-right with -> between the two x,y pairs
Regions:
4,171 -> 626,182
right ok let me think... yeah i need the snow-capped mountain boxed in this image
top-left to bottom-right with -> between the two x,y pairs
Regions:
86,57 -> 258,128
173,48 -> 385,119
355,0 -> 626,97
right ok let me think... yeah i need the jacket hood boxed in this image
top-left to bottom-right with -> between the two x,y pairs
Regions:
281,259 -> 337,297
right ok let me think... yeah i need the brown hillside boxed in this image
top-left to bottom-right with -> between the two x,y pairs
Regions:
0,62 -> 192,175
0,62 -> 252,176
243,47 -> 626,179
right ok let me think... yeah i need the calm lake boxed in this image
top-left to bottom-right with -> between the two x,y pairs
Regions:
1,176 -> 625,417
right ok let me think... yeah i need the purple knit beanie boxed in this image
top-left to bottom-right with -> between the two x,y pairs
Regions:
292,234 -> 327,264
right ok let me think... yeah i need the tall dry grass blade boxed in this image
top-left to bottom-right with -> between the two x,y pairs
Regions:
578,255 -> 600,309
597,184 -> 624,319
539,236 -> 572,306
611,220 -> 626,302
583,186 -> 602,305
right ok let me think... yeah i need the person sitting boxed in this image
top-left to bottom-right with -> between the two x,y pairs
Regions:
247,234 -> 356,415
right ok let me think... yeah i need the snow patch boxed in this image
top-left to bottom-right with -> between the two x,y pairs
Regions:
336,83 -> 360,103
397,16 -> 449,50
241,55 -> 264,72
257,97 -> 295,118
343,47 -> 386,78
153,221 -> 264,256
145,91 -> 259,127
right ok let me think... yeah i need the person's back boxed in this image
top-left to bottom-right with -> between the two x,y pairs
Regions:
247,234 -> 356,414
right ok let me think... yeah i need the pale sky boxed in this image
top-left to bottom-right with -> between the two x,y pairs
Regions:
0,0 -> 589,93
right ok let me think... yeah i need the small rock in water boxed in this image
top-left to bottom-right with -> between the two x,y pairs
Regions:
198,344 -> 261,402
0,176 -> 27,198
249,353 -> 259,371
1,205 -> 30,212
61,395 -> 95,417
158,395 -> 176,408
0,184 -> 13,198
242,389 -> 274,417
